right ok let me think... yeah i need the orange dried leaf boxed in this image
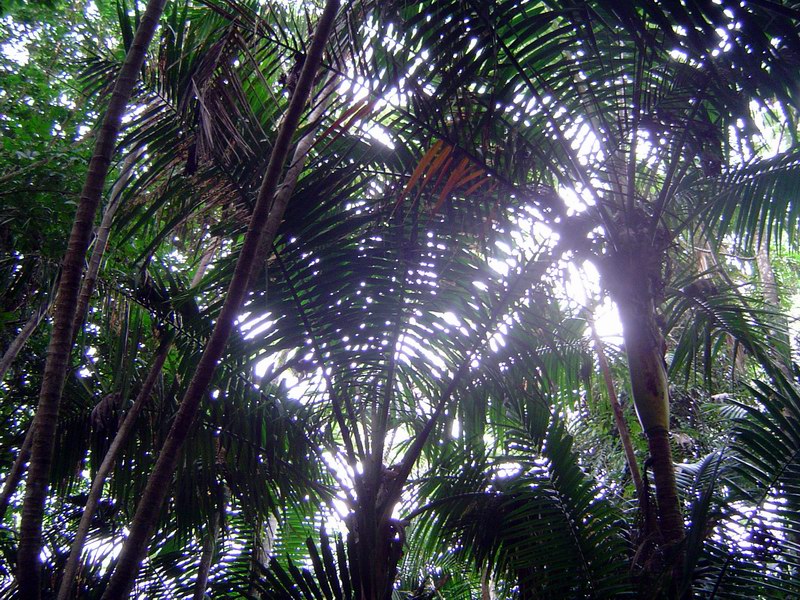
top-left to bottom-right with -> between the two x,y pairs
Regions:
398,140 -> 447,202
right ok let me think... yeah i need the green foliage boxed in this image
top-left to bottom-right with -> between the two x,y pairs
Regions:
2,0 -> 800,597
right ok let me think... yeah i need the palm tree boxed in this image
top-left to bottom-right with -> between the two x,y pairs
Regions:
3,0 -> 800,597
343,0 -> 800,572
16,0 -> 169,594
99,1 -> 341,596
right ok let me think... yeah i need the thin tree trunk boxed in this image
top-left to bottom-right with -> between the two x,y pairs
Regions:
192,481 -> 227,600
192,520 -> 219,600
190,237 -> 221,288
481,565 -> 496,600
72,150 -> 142,342
56,333 -> 173,600
0,425 -> 33,521
0,302 -> 49,384
100,4 -> 339,597
17,0 -> 167,593
248,514 -> 278,599
589,321 -> 647,512
756,236 -> 792,372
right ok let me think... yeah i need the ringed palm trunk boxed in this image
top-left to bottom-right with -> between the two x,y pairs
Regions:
16,0 -> 167,594
100,3 -> 340,596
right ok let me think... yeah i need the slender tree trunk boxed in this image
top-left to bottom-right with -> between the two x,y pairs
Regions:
481,565 -> 497,600
756,236 -> 792,372
56,333 -> 173,600
192,521 -> 219,600
0,304 -> 48,515
192,480 -> 226,600
0,302 -> 49,383
190,237 -> 221,288
17,0 -> 167,594
100,4 -> 340,597
0,425 -> 33,521
72,150 -> 142,342
248,514 -> 278,599
589,322 -> 648,514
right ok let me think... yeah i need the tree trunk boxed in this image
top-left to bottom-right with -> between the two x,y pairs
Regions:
248,514 -> 277,599
605,241 -> 685,570
100,3 -> 340,597
756,236 -> 792,372
56,333 -> 173,600
615,288 -> 684,549
192,481 -> 226,600
589,321 -> 649,522
0,302 -> 49,383
190,237 -> 221,288
71,149 -> 142,343
0,425 -> 33,521
0,304 -> 48,513
17,0 -> 167,594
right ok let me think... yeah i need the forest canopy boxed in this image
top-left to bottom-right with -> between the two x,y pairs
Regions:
2,0 -> 800,597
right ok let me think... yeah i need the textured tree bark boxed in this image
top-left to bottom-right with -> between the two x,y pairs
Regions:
56,333 -> 173,600
99,3 -> 340,597
16,0 -> 167,594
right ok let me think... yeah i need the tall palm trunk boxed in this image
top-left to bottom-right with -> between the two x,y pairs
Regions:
192,479 -> 227,600
71,149 -> 142,342
609,249 -> 685,555
16,0 -> 167,594
0,303 -> 47,520
351,471 -> 404,599
56,333 -> 173,600
100,3 -> 340,596
248,515 -> 278,599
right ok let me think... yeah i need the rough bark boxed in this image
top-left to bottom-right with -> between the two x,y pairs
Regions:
0,302 -> 49,383
100,3 -> 340,597
56,333 -> 173,600
16,0 -> 167,593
